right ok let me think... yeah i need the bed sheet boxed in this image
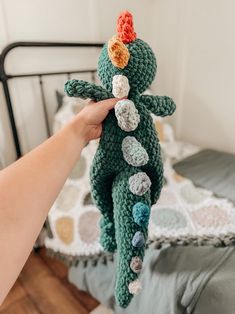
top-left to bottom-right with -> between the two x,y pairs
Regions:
69,244 -> 235,314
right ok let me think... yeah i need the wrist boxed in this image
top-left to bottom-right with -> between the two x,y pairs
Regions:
67,116 -> 87,149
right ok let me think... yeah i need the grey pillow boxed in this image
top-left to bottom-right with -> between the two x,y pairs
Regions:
173,149 -> 235,204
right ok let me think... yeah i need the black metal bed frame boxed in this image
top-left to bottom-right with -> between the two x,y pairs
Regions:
0,41 -> 104,159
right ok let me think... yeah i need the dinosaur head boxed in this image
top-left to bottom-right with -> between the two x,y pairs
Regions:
98,11 -> 157,97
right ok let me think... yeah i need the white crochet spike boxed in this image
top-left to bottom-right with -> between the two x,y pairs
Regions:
112,75 -> 130,98
114,99 -> 140,132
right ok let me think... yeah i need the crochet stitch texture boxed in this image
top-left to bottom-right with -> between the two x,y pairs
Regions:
64,10 -> 176,308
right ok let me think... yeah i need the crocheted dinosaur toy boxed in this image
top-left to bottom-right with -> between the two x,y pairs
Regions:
65,11 -> 176,308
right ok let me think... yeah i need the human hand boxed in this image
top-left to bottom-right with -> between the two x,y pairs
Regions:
70,98 -> 118,144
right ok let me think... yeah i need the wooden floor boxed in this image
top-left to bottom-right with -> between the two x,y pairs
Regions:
0,247 -> 99,314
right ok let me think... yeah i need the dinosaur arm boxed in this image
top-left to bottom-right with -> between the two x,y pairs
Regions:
140,95 -> 176,117
64,79 -> 113,102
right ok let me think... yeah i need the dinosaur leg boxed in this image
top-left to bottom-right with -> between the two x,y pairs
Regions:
143,141 -> 164,205
90,165 -> 117,253
112,168 -> 151,308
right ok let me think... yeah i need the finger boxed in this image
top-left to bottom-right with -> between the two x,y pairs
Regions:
98,98 -> 119,111
87,100 -> 95,105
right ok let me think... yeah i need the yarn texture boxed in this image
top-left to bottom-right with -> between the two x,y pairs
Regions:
132,202 -> 151,227
64,10 -> 176,308
130,256 -> 142,273
112,75 -> 130,98
132,231 -> 145,248
115,99 -> 140,132
122,136 -> 149,167
117,11 -> 137,44
129,172 -> 151,196
128,279 -> 142,295
108,36 -> 130,69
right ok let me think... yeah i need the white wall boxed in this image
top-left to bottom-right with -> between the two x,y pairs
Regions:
151,0 -> 235,154
0,0 -> 154,163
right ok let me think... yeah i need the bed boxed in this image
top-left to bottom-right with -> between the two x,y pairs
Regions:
1,41 -> 235,314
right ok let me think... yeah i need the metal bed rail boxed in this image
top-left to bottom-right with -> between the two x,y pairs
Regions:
0,41 -> 104,158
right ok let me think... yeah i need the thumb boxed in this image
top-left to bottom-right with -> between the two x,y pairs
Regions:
98,98 -> 119,111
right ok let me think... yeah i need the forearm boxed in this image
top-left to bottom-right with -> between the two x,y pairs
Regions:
65,79 -> 113,102
141,95 -> 176,117
0,117 -> 85,304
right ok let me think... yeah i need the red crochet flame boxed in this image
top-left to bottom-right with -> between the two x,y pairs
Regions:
117,11 -> 137,44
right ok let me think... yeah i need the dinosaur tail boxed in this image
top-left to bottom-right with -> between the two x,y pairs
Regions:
112,168 -> 152,308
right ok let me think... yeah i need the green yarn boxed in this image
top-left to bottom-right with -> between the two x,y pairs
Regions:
64,23 -> 176,308
139,94 -> 176,116
98,39 -> 157,95
112,168 -> 150,306
65,79 -> 113,101
99,215 -> 117,252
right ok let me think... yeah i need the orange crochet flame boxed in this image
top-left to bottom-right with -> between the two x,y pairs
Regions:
117,11 -> 137,44
108,36 -> 130,69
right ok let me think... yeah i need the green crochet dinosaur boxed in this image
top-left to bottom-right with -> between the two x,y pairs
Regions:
65,11 -> 176,308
